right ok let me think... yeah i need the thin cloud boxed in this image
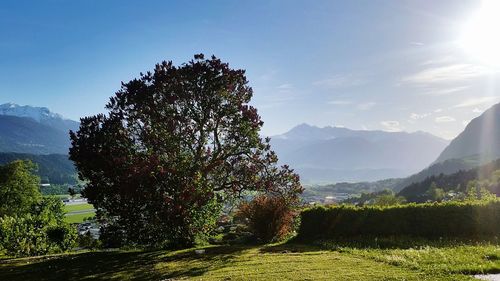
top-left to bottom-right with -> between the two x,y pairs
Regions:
357,102 -> 376,111
453,96 -> 498,108
380,120 -> 402,132
421,86 -> 469,96
402,64 -> 490,85
435,116 -> 456,123
410,42 -> 424,46
313,74 -> 365,89
328,100 -> 353,105
276,83 -> 293,90
410,112 -> 430,120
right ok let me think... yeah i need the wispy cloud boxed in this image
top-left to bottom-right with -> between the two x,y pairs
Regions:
421,86 -> 469,96
313,74 -> 365,89
357,102 -> 376,111
327,100 -> 376,111
410,112 -> 430,120
435,116 -> 456,123
276,83 -> 293,90
380,120 -> 402,132
453,96 -> 498,108
410,42 -> 424,46
402,64 -> 489,85
328,100 -> 353,105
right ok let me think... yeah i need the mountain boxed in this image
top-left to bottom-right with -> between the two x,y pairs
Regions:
271,124 -> 449,183
0,103 -> 79,133
434,103 -> 500,164
0,103 -> 79,154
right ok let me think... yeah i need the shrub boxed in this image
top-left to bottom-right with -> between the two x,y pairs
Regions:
0,197 -> 77,257
297,200 -> 500,241
236,195 -> 298,243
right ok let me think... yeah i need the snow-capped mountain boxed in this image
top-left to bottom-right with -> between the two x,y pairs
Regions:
0,103 -> 80,154
0,103 -> 63,122
0,103 -> 79,133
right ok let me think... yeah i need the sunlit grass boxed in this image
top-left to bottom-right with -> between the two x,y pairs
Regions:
0,243 -> 485,280
64,212 -> 95,224
64,203 -> 94,213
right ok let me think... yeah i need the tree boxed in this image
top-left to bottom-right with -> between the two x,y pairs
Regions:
0,197 -> 77,257
426,182 -> 445,202
0,160 -> 41,216
464,180 -> 496,201
68,187 -> 77,199
236,194 -> 299,243
69,54 -> 302,247
372,193 -> 406,206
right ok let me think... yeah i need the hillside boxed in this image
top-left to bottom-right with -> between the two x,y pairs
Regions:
398,158 -> 500,202
271,124 -> 448,183
0,152 -> 77,185
434,102 -> 500,164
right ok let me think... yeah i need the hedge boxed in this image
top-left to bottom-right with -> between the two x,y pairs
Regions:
297,200 -> 500,240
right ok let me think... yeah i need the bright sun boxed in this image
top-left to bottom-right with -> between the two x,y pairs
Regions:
459,0 -> 500,67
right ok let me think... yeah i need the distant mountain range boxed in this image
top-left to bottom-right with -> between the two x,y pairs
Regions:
271,124 -> 449,183
0,103 -> 79,154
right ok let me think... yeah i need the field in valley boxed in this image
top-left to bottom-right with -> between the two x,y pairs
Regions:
64,203 -> 95,224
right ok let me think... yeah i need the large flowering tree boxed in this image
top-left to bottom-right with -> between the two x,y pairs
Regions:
69,54 -> 302,247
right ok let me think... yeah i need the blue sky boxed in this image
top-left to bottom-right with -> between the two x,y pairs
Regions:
1,0 -> 499,139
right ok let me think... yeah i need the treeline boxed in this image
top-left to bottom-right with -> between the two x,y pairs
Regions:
0,152 -> 77,185
398,159 -> 500,202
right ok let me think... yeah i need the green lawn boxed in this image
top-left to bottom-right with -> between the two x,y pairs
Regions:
64,203 -> 94,213
64,212 -> 95,224
64,203 -> 95,224
1,242 -> 496,280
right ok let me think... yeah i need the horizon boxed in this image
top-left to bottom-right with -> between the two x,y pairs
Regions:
1,0 -> 500,140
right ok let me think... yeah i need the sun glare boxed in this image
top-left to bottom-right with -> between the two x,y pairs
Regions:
459,0 -> 500,67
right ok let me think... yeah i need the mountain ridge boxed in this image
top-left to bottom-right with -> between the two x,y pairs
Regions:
270,123 -> 449,183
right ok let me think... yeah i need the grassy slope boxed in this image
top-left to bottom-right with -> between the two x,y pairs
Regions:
0,243 -> 489,281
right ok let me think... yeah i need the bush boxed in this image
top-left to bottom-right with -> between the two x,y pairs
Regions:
297,200 -> 500,241
77,232 -> 101,249
236,195 -> 298,243
0,197 -> 77,257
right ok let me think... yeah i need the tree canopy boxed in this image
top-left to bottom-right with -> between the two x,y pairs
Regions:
69,54 -> 302,247
0,160 -> 41,216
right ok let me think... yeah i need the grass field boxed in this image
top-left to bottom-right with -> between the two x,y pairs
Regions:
1,242 -> 498,280
64,212 -> 95,224
64,203 -> 94,213
64,203 -> 95,224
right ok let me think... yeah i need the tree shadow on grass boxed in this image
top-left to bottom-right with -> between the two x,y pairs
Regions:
0,250 -> 164,281
158,245 -> 251,279
0,246 -> 252,281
